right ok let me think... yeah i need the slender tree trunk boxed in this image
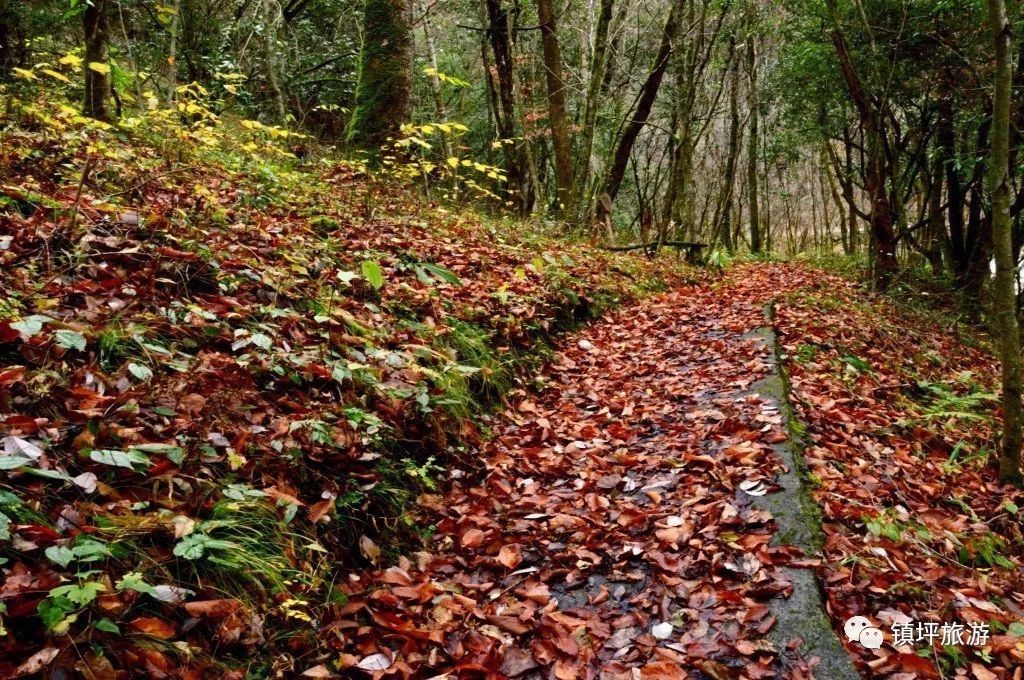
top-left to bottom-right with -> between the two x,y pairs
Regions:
596,0 -> 678,225
988,0 -> 1022,484
263,0 -> 288,124
536,0 -> 572,214
84,0 -> 113,121
167,0 -> 182,101
348,0 -> 413,147
574,0 -> 613,223
419,0 -> 452,160
939,85 -> 969,285
484,0 -> 528,213
746,2 -> 761,254
715,40 -> 742,252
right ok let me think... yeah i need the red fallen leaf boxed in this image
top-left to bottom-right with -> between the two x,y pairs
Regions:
553,659 -> 580,680
308,496 -> 335,523
970,663 -> 999,680
497,543 -> 523,568
0,366 -> 26,386
130,616 -> 177,639
460,528 -> 486,548
184,599 -> 241,618
499,647 -> 539,677
484,614 -> 531,635
3,415 -> 43,433
639,661 -> 686,679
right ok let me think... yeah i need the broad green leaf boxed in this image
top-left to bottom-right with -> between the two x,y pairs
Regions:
94,618 -> 120,633
128,363 -> 153,381
419,262 -> 461,286
173,533 -> 236,560
90,448 -> 151,470
0,456 -> 31,470
53,329 -> 87,352
361,260 -> 384,290
45,546 -> 75,568
50,581 -> 106,606
9,315 -> 50,338
38,596 -> 76,630
116,572 -> 156,596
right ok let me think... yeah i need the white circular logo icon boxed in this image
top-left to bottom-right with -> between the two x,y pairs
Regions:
859,626 -> 884,649
844,616 -> 872,642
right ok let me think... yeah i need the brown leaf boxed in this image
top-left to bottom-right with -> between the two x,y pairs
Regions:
130,616 -> 176,639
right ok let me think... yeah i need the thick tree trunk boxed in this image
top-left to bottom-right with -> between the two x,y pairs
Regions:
988,0 -> 1023,484
537,0 -> 572,215
348,0 -> 413,147
0,0 -> 26,80
826,2 -> 898,287
84,0 -> 113,121
746,2 -> 761,254
596,0 -> 678,225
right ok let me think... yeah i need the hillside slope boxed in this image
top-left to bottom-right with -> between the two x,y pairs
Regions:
0,90 -> 689,676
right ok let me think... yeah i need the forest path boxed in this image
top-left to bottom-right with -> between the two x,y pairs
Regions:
339,265 -> 854,679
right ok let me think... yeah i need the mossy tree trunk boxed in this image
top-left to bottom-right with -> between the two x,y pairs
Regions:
987,0 -> 1023,485
536,0 -> 572,215
84,0 -> 113,121
746,1 -> 761,254
348,0 -> 413,148
0,0 -> 26,80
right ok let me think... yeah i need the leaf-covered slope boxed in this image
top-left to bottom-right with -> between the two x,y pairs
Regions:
0,93 -> 689,676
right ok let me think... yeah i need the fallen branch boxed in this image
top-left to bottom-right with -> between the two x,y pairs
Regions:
601,240 -> 707,253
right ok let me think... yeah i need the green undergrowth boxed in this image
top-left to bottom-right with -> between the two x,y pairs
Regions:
0,77 -> 692,673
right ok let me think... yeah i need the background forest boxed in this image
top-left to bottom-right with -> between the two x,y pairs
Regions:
4,0 -> 1024,300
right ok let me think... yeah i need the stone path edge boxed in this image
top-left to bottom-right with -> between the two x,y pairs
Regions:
747,302 -> 861,680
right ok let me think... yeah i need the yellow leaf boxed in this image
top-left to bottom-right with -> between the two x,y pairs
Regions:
41,69 -> 71,84
88,62 -> 111,74
12,67 -> 37,81
446,157 -> 459,169
59,54 -> 84,69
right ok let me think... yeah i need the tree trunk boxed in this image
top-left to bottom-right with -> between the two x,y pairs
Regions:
84,0 -> 113,121
596,0 -> 678,225
348,0 -> 413,147
826,0 -> 898,287
988,0 -> 1023,484
419,0 -> 452,160
574,0 -> 614,224
714,40 -> 742,252
746,2 -> 761,254
0,0 -> 26,80
484,0 -> 528,214
167,0 -> 182,101
264,0 -> 289,124
536,0 -> 572,215
939,85 -> 969,285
